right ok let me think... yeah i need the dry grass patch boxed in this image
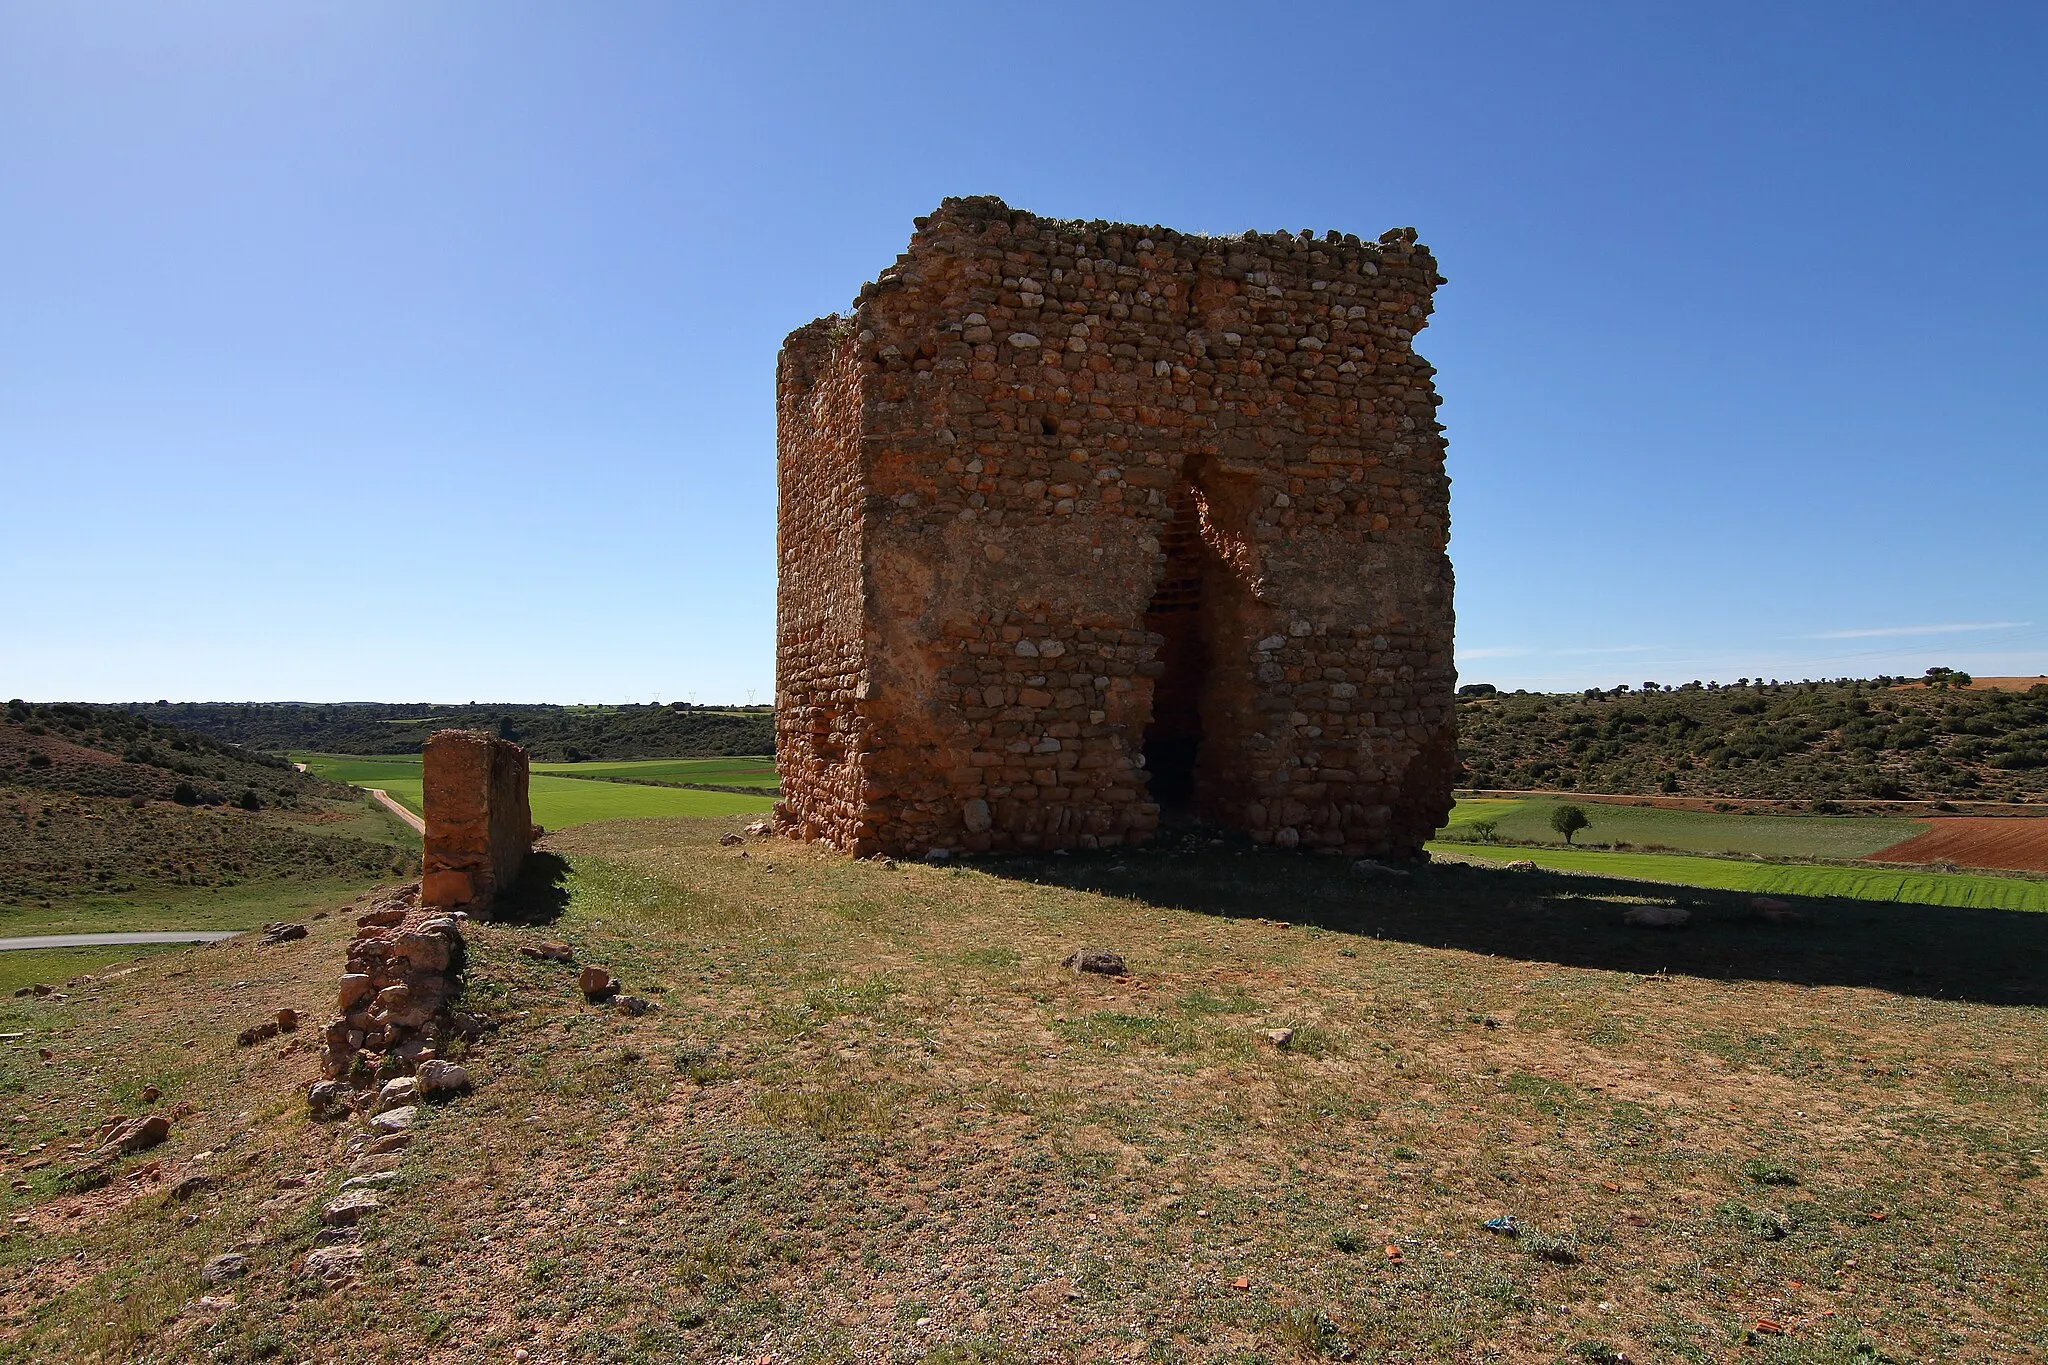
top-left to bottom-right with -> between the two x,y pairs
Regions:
0,818 -> 2045,1361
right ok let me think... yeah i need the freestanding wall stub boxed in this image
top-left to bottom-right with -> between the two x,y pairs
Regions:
420,729 -> 532,908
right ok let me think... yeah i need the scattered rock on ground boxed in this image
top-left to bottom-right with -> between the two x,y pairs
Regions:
370,1105 -> 416,1135
744,820 -> 772,837
1749,896 -> 1801,922
614,996 -> 658,1018
1262,1028 -> 1297,1049
416,1058 -> 471,1098
1061,949 -> 1126,976
260,923 -> 308,945
1505,860 -> 1539,871
201,1252 -> 248,1285
275,1008 -> 299,1032
98,1114 -> 170,1156
373,1077 -> 417,1113
321,1189 -> 384,1226
302,1244 -> 363,1287
140,1084 -> 161,1104
306,1082 -> 352,1121
578,966 -> 616,1001
1623,905 -> 1691,929
518,941 -> 573,963
171,1173 -> 216,1201
718,832 -> 745,846
237,1020 -> 279,1047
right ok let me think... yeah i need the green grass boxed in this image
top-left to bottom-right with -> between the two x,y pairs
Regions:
525,775 -> 773,824
1439,796 -> 1925,858
531,756 -> 778,789
296,754 -> 776,826
0,875 -> 394,938
15,818 -> 2048,1359
0,944 -> 185,995
1432,840 -> 2048,911
294,754 -> 425,787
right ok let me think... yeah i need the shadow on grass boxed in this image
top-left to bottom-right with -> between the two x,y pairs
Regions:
486,852 -> 571,927
970,835 -> 2048,1007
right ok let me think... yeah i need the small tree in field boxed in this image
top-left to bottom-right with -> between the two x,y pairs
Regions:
1549,804 -> 1590,845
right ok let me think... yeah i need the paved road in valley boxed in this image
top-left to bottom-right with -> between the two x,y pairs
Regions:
0,931 -> 239,952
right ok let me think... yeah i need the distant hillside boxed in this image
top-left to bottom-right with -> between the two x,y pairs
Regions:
2,701 -> 351,807
0,702 -> 417,908
120,701 -> 776,762
1456,675 -> 2048,803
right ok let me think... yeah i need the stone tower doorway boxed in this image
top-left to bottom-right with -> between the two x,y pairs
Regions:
1140,495 -> 1212,814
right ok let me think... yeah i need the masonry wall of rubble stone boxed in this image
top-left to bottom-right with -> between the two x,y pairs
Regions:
420,729 -> 532,910
775,196 -> 1456,859
315,885 -> 464,1086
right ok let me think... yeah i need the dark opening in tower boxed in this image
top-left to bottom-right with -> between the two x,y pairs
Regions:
1141,497 -> 1213,816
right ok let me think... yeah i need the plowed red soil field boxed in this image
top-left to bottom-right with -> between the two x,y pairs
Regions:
1868,817 -> 2048,873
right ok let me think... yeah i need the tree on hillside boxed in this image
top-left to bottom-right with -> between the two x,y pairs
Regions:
1549,804 -> 1590,845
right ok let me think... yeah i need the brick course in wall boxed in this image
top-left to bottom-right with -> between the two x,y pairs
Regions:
775,196 -> 1455,859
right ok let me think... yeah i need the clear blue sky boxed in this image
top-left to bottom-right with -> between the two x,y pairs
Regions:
4,2 -> 2043,703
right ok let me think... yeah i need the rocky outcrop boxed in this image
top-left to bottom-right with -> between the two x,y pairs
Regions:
421,729 -> 534,911
775,197 -> 1455,859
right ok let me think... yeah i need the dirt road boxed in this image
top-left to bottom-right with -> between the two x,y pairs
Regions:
365,788 -> 424,835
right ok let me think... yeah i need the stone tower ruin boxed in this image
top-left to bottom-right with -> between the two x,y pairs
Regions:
775,196 -> 1455,859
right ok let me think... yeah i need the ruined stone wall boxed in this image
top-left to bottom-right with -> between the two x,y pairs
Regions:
420,729 -> 532,909
774,320 -> 873,849
314,883 -> 465,1086
775,196 -> 1455,858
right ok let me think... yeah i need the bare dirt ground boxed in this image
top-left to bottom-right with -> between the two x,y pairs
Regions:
1868,817 -> 2048,873
1461,788 -> 2046,816
4,820 -> 2048,1362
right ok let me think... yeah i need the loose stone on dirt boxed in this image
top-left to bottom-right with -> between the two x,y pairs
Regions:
321,1189 -> 384,1226
200,1252 -> 248,1285
370,1105 -> 416,1135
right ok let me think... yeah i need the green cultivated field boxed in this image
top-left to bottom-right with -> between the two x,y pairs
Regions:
1433,841 -> 2048,911
531,756 -> 778,789
297,755 -> 776,826
1440,796 -> 1924,859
